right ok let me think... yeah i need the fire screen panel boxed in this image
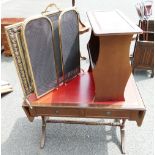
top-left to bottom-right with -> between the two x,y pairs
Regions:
22,16 -> 58,98
47,12 -> 63,82
59,9 -> 80,82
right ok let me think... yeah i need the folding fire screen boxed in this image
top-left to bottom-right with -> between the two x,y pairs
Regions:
46,11 -> 63,82
59,9 -> 80,82
5,7 -> 80,98
46,9 -> 80,83
22,16 -> 59,98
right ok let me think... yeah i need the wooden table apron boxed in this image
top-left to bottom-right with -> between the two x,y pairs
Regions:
23,102 -> 145,127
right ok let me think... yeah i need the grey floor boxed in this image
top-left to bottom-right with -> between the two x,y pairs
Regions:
1,0 -> 154,155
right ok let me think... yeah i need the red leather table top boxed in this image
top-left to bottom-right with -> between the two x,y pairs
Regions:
27,72 -> 145,110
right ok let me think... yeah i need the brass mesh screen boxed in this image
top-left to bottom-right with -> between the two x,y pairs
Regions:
59,10 -> 80,81
47,12 -> 63,80
24,17 -> 58,97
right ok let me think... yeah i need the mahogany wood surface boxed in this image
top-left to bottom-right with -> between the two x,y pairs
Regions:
24,72 -> 145,126
87,10 -> 142,36
93,35 -> 133,101
1,18 -> 24,56
87,10 -> 142,101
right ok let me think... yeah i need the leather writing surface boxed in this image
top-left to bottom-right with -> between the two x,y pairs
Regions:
28,72 -> 145,110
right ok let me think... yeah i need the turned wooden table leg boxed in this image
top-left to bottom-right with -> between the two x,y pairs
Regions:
40,116 -> 47,149
120,119 -> 126,154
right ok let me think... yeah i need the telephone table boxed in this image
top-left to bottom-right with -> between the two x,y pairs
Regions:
87,10 -> 143,101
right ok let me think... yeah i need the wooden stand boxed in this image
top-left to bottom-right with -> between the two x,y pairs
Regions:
87,10 -> 142,101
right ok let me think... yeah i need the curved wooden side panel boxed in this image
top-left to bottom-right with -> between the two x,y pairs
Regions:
93,35 -> 133,101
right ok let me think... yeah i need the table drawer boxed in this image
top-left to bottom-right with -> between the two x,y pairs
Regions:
35,107 -> 84,117
85,109 -> 130,118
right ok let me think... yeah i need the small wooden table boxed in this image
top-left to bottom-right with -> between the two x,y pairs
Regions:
87,10 -> 142,101
23,72 -> 145,153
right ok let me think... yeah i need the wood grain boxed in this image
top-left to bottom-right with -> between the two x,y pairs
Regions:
87,10 -> 142,101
